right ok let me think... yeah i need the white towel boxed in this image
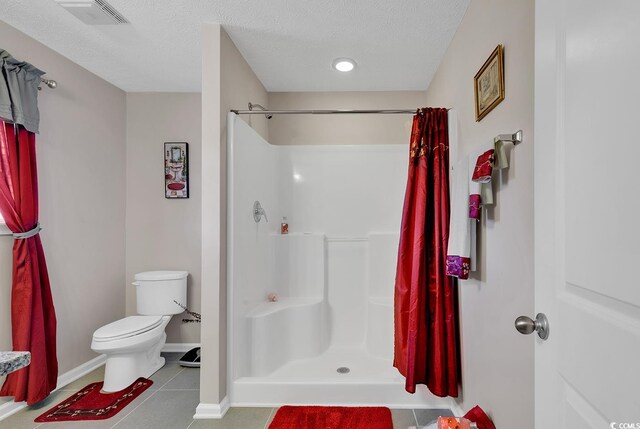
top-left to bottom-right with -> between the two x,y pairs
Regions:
446,156 -> 473,279
447,141 -> 513,280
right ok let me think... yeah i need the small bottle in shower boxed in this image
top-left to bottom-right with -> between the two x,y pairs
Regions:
280,216 -> 289,235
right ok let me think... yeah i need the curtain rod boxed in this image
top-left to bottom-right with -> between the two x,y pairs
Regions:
38,77 -> 58,90
231,108 -> 421,115
39,78 -> 57,89
231,102 -> 450,117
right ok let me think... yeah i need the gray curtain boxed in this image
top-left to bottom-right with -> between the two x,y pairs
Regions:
0,49 -> 45,133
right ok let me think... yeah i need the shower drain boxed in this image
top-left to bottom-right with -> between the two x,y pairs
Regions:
336,367 -> 350,374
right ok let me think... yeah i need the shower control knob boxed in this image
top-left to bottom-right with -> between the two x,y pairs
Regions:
253,200 -> 268,223
515,313 -> 549,340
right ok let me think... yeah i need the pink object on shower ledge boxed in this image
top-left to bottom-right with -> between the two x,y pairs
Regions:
438,417 -> 472,429
267,293 -> 279,302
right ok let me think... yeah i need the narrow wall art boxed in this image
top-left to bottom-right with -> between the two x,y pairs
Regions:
474,44 -> 505,121
164,142 -> 189,198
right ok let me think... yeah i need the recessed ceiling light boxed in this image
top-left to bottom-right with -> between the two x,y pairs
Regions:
333,58 -> 356,72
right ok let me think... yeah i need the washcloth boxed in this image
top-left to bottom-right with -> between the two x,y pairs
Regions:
468,154 -> 482,220
446,157 -> 473,279
476,140 -> 512,207
472,149 -> 495,183
467,156 -> 480,272
494,139 -> 511,169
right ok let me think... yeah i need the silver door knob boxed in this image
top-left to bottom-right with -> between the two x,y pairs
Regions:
515,313 -> 549,340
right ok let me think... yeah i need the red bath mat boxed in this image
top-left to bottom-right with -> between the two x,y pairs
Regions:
269,406 -> 393,429
34,377 -> 152,422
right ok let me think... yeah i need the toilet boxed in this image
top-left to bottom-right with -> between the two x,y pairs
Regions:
91,270 -> 188,392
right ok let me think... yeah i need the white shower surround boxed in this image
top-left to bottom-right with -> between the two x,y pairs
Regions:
227,113 -> 454,408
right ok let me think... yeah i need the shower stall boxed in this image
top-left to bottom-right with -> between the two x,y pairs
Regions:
227,112 -> 454,408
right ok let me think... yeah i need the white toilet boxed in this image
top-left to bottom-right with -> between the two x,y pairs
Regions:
91,270 -> 188,392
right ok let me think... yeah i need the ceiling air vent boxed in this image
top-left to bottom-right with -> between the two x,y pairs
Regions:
55,0 -> 129,25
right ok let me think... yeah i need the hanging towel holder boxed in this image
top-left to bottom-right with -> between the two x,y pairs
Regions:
494,130 -> 522,145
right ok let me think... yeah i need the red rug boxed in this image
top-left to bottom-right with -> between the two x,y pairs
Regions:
34,377 -> 152,422
269,406 -> 393,429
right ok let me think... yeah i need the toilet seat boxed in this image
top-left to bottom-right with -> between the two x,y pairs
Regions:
93,315 -> 164,342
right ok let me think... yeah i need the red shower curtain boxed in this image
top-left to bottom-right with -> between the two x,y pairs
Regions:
0,120 -> 57,405
393,108 -> 459,397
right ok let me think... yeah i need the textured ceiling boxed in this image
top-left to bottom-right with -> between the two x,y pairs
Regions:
0,0 -> 470,92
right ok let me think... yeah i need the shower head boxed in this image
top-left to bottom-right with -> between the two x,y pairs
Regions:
248,102 -> 273,119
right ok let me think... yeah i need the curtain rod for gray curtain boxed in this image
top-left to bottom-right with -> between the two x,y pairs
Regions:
40,78 -> 57,89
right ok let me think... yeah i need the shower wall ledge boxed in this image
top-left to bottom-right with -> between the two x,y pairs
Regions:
249,297 -> 326,377
246,297 -> 323,318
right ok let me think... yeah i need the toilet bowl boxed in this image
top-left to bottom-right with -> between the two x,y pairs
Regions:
91,270 -> 188,392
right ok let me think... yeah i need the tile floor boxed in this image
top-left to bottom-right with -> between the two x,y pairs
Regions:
1,353 -> 454,429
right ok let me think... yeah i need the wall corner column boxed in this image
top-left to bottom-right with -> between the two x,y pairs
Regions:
199,22 -> 224,410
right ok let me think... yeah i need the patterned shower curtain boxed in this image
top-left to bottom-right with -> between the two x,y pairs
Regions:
393,107 -> 459,397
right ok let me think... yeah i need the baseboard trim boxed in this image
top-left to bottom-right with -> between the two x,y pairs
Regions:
162,343 -> 201,353
0,354 -> 106,422
0,400 -> 25,422
57,355 -> 107,389
193,396 -> 230,419
449,399 -> 465,417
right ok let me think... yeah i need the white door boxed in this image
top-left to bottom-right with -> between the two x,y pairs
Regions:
534,0 -> 640,428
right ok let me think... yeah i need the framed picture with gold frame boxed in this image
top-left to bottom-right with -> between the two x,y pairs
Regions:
474,45 -> 505,121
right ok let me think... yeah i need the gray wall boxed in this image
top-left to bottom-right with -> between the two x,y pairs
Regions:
423,0 -> 535,427
0,21 -> 126,379
125,92 -> 202,344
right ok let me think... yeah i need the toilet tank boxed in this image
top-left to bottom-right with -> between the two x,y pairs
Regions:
134,271 -> 188,315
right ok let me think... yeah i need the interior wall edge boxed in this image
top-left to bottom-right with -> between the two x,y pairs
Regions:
200,21 -> 223,405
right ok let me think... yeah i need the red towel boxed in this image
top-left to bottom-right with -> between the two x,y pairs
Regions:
464,405 -> 497,429
472,149 -> 494,183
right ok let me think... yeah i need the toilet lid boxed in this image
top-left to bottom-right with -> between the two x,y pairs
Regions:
93,315 -> 165,342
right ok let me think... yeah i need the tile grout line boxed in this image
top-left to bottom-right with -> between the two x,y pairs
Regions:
412,408 -> 419,428
159,388 -> 200,391
109,389 -> 157,429
13,361 -> 187,429
185,419 -> 196,429
110,367 -> 187,429
263,407 -> 276,429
